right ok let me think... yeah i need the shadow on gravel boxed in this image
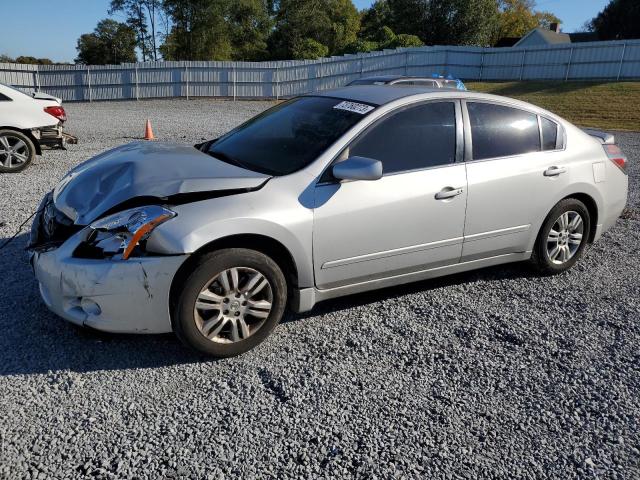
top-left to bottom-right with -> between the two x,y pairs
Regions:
0,232 -> 535,376
287,261 -> 538,322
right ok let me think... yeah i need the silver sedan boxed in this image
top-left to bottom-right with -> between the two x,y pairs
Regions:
29,86 -> 629,357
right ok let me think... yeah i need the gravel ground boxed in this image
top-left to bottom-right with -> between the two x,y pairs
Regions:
0,99 -> 639,479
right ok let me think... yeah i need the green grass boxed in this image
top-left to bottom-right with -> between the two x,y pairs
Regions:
467,81 -> 640,131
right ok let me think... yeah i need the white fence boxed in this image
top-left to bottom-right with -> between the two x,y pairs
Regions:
2,40 -> 639,102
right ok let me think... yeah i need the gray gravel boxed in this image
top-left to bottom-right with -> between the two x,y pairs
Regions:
1,99 -> 639,479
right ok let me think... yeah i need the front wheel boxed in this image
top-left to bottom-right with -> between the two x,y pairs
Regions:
531,198 -> 591,274
173,248 -> 288,357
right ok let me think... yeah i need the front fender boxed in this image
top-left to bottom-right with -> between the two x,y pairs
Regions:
145,190 -> 315,288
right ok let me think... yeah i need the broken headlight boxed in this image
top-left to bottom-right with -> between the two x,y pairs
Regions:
82,206 -> 176,260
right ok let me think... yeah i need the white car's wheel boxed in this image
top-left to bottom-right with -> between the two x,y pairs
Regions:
0,129 -> 36,173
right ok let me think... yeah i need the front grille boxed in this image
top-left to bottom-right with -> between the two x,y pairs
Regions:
30,193 -> 82,250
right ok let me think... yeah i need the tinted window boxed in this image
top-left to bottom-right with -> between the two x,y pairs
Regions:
541,116 -> 559,150
0,93 -> 10,101
395,80 -> 438,87
468,102 -> 540,160
208,96 -> 372,176
348,102 -> 456,174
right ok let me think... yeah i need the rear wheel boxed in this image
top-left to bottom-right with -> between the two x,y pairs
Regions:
173,248 -> 287,357
532,198 -> 590,274
0,130 -> 36,173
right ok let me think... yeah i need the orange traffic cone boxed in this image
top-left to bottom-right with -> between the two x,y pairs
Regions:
144,119 -> 155,140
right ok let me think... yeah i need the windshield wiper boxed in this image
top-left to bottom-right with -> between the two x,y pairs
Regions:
207,150 -> 252,171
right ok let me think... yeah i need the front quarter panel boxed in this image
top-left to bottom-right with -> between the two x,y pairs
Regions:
146,175 -> 316,288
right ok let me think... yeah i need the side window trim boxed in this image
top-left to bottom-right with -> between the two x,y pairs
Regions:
317,99 -> 462,184
538,114 -> 565,151
462,99 -> 564,162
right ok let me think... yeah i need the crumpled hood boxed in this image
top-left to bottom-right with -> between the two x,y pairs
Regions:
53,141 -> 270,225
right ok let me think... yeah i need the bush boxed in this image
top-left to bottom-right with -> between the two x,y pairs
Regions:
292,38 -> 329,60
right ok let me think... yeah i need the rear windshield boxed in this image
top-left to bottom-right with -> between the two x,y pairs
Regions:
208,96 -> 374,176
348,79 -> 387,86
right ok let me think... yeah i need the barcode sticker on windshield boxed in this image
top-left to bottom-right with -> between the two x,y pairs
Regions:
333,101 -> 374,115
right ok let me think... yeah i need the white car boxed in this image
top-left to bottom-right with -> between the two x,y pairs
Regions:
0,83 -> 77,173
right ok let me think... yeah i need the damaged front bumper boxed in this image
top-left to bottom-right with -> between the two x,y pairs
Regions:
31,230 -> 188,334
31,124 -> 78,150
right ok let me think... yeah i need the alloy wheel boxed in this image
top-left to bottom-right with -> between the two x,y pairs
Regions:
194,267 -> 273,344
546,210 -> 584,265
0,134 -> 30,170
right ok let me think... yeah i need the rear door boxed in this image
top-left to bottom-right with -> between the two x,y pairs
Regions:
312,100 -> 467,290
461,101 -> 569,261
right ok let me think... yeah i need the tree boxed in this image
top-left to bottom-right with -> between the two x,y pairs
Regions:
161,0 -> 272,61
269,0 -> 360,59
227,0 -> 273,61
109,0 -> 163,61
292,38 -> 329,59
0,54 -> 14,63
493,0 -> 561,42
360,0 -> 392,42
15,56 -> 53,65
362,0 -> 498,47
588,0 -> 640,40
344,25 -> 422,54
75,19 -> 138,64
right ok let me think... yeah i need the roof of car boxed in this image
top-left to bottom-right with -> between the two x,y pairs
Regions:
312,85 -> 449,106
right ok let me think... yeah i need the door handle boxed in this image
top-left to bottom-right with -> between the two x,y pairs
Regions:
435,187 -> 464,200
544,166 -> 567,177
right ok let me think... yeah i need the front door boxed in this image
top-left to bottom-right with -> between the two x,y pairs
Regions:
312,101 -> 468,290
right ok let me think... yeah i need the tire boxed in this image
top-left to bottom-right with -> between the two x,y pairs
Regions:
173,248 -> 288,357
531,198 -> 591,275
0,129 -> 36,173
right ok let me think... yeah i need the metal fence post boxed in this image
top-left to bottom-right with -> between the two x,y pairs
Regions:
35,65 -> 41,92
519,50 -> 526,81
185,64 -> 189,100
86,66 -> 93,102
617,42 -> 627,81
478,51 -> 485,81
404,50 -> 409,76
443,49 -> 449,76
565,47 -> 574,81
135,65 -> 139,100
233,65 -> 236,101
275,65 -> 279,100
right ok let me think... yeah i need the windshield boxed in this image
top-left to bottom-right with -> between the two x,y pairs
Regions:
208,96 -> 375,175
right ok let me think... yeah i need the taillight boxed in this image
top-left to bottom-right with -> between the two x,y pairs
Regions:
603,144 -> 628,174
44,105 -> 67,122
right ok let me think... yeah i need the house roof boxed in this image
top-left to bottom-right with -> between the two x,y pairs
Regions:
514,27 -> 571,46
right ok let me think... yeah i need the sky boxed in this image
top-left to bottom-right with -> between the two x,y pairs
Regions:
1,0 -> 611,63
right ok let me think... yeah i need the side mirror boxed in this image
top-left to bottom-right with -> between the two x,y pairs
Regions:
332,156 -> 383,181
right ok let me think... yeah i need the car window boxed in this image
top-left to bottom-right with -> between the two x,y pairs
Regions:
468,102 -> 540,160
208,96 -> 374,176
394,79 -> 438,87
541,116 -> 559,150
440,80 -> 458,89
0,92 -> 10,101
346,101 -> 457,174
